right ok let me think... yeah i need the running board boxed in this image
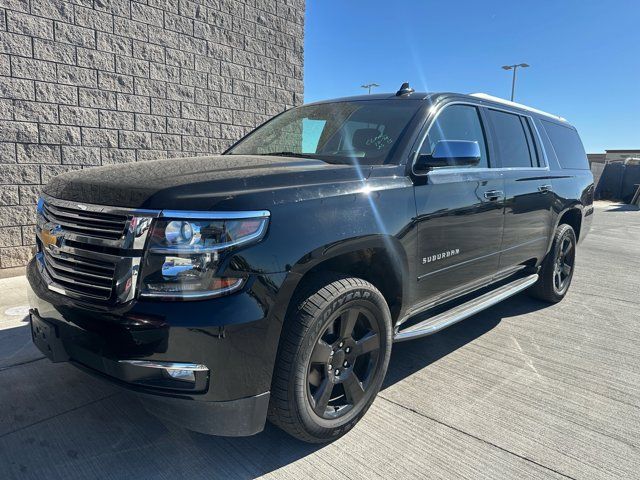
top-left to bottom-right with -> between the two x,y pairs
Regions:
394,274 -> 539,342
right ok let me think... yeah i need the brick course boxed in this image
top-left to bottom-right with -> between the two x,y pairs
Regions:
0,0 -> 304,269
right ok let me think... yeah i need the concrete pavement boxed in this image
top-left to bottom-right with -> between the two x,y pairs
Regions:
1,201 -> 639,479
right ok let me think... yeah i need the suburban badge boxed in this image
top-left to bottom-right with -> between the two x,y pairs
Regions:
423,248 -> 460,264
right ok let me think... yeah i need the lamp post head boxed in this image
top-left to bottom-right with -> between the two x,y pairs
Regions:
502,63 -> 530,70
502,63 -> 529,101
360,83 -> 380,95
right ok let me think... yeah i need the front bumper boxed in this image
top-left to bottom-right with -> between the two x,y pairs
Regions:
26,258 -> 287,436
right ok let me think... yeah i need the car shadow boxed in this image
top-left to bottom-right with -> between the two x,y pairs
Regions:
1,294 -> 550,479
382,293 -> 549,390
0,314 -> 42,371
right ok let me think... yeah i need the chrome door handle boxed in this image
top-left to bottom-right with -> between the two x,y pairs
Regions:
538,184 -> 553,193
483,190 -> 504,201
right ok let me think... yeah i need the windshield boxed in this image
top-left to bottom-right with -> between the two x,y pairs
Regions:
226,100 -> 422,165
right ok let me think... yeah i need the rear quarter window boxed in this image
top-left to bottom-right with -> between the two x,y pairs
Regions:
541,120 -> 589,170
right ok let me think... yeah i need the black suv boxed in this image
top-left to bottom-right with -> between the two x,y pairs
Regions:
27,84 -> 594,443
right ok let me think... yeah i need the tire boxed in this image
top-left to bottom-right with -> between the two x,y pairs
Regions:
528,223 -> 577,303
268,275 -> 393,443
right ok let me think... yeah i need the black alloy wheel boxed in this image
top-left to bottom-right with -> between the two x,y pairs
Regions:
528,223 -> 577,303
553,233 -> 575,295
307,306 -> 381,419
268,275 -> 392,443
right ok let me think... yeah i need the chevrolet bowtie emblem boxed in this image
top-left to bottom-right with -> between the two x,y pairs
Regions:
41,225 -> 62,250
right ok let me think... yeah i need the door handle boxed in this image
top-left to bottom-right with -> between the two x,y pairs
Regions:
538,184 -> 553,193
483,190 -> 504,201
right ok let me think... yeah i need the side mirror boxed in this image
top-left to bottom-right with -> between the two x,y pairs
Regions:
415,140 -> 481,170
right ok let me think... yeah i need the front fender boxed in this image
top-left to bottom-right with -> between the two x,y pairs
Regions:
225,176 -> 416,277
289,233 -> 410,278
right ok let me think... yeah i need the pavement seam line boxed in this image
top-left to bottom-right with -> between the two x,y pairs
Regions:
571,291 -> 640,306
0,356 -> 46,372
0,392 -> 121,439
378,395 -> 578,480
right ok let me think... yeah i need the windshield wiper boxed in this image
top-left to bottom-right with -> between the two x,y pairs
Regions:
258,151 -> 318,158
257,151 -> 350,165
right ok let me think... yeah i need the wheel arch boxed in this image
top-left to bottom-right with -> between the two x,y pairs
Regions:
275,235 -> 410,326
542,205 -> 583,261
556,206 -> 583,240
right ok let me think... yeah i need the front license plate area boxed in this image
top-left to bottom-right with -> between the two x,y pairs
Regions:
30,313 -> 69,362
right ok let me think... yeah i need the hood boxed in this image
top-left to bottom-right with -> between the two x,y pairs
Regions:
43,155 -> 376,210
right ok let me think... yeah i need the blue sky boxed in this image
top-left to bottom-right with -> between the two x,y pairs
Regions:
304,0 -> 640,153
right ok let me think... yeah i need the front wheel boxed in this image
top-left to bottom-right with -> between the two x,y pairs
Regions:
529,223 -> 577,303
268,275 -> 392,443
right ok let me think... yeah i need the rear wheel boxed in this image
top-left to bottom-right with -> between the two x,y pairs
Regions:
268,275 -> 392,443
529,223 -> 577,303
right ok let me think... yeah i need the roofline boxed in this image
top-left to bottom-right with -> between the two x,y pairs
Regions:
300,91 -> 571,125
468,93 -> 567,122
304,92 -> 433,105
605,149 -> 640,153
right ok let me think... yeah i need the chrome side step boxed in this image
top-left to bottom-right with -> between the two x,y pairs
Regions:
394,274 -> 539,342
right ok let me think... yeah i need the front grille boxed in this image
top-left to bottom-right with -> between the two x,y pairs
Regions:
41,201 -> 128,240
36,196 -> 159,304
41,246 -> 117,301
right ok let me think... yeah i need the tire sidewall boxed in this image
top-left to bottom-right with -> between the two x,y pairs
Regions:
292,284 -> 392,439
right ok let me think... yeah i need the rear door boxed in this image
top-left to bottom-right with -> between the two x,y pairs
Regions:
413,103 -> 505,306
485,108 -> 554,274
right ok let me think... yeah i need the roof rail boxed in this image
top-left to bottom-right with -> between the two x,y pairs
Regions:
469,93 -> 567,122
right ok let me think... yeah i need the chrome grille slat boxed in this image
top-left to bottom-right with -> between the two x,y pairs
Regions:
54,244 -> 124,265
44,203 -> 127,227
43,202 -> 127,228
48,284 -> 113,302
46,248 -> 116,272
43,250 -> 114,284
48,221 -> 122,238
43,204 -> 126,239
45,266 -> 114,293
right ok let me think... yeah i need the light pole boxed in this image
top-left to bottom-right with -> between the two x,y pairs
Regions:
361,83 -> 380,95
501,63 -> 529,101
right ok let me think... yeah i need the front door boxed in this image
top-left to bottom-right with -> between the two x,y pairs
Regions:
413,103 -> 505,307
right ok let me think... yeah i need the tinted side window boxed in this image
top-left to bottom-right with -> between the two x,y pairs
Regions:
523,117 -> 542,167
541,120 -> 589,170
487,109 -> 535,168
421,104 -> 489,168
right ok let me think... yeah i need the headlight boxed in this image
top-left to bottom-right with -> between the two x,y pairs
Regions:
164,220 -> 194,244
139,212 -> 269,300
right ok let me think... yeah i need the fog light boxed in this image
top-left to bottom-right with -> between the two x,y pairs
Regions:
119,360 -> 208,384
166,369 -> 196,382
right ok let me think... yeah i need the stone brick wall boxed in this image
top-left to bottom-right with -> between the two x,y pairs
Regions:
0,0 -> 304,269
